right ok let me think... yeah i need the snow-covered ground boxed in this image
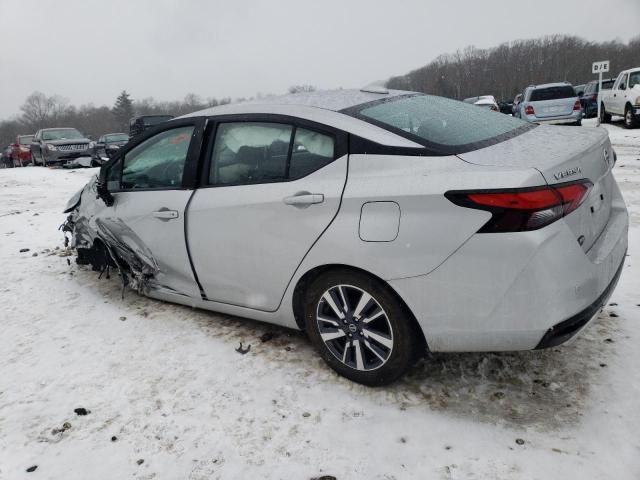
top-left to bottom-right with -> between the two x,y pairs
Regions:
1,118 -> 639,480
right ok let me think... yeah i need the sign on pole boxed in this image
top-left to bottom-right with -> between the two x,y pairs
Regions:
593,60 -> 610,126
592,60 -> 610,74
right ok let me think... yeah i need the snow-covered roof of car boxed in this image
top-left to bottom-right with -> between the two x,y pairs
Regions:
530,82 -> 574,89
474,98 -> 496,106
185,88 -> 414,117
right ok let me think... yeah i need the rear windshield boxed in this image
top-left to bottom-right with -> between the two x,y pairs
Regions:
530,86 -> 575,101
343,94 -> 532,153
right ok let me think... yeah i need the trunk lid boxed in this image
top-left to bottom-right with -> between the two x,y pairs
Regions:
530,98 -> 575,117
458,125 -> 613,252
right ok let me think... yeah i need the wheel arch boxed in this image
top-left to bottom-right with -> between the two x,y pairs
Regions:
291,263 -> 428,349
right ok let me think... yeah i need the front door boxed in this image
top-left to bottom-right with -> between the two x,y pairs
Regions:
100,119 -> 204,297
187,119 -> 348,311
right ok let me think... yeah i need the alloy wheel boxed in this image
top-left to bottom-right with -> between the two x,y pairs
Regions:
316,284 -> 393,371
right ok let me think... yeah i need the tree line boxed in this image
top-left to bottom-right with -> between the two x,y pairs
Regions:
0,85 -> 317,147
386,35 -> 640,101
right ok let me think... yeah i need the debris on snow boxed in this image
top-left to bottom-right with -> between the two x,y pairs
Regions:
235,342 -> 251,354
74,407 -> 90,416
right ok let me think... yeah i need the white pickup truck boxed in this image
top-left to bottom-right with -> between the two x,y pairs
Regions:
600,67 -> 640,128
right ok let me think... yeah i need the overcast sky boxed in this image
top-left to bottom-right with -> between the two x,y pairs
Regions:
1,0 -> 638,119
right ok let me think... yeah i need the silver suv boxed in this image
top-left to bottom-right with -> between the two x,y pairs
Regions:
515,82 -> 582,126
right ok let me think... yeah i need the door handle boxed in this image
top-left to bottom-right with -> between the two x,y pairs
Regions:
283,192 -> 324,207
153,208 -> 179,220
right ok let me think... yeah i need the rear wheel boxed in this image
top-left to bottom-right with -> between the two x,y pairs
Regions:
624,105 -> 638,129
304,269 -> 423,386
600,103 -> 611,123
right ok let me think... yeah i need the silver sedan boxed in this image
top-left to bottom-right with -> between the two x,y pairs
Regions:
63,88 -> 628,385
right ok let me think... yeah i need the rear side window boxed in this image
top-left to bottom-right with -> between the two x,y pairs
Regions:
529,86 -> 576,101
345,95 -> 531,152
209,122 -> 335,186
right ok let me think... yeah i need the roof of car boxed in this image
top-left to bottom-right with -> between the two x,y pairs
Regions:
189,88 -> 414,116
530,82 -> 574,89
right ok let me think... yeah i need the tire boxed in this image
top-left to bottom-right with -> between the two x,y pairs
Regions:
600,103 -> 611,124
624,105 -> 638,129
303,269 -> 423,386
575,120 -> 582,126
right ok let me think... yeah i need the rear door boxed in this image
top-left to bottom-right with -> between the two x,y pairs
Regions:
187,116 -> 348,311
100,118 -> 205,297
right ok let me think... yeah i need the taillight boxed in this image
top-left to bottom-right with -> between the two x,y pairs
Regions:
573,100 -> 581,111
525,105 -> 535,115
445,181 -> 592,233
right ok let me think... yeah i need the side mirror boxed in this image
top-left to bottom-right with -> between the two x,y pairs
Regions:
620,84 -> 626,91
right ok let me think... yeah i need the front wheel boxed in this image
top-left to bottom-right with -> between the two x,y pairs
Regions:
624,105 -> 638,129
304,269 -> 423,386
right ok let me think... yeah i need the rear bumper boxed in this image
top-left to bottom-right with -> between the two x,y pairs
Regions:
523,109 -> 582,125
535,253 -> 625,349
389,182 -> 629,352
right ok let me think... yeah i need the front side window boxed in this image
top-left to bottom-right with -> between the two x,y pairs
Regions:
345,94 -> 531,152
616,74 -> 628,90
209,122 -> 335,185
116,126 -> 193,190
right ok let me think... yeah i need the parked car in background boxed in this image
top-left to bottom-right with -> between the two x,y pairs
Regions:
129,115 -> 174,138
464,95 -> 499,112
512,93 -> 523,115
92,133 -> 130,165
64,89 -> 627,385
600,67 -> 640,128
498,99 -> 514,115
31,128 -> 93,166
514,82 -> 582,125
580,78 -> 615,118
1,145 -> 12,168
9,134 -> 34,166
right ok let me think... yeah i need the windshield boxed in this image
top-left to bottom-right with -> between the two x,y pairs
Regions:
105,133 -> 129,142
42,129 -> 84,141
629,72 -> 640,89
143,116 -> 173,126
345,94 -> 532,153
530,86 -> 575,101
18,135 -> 34,145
